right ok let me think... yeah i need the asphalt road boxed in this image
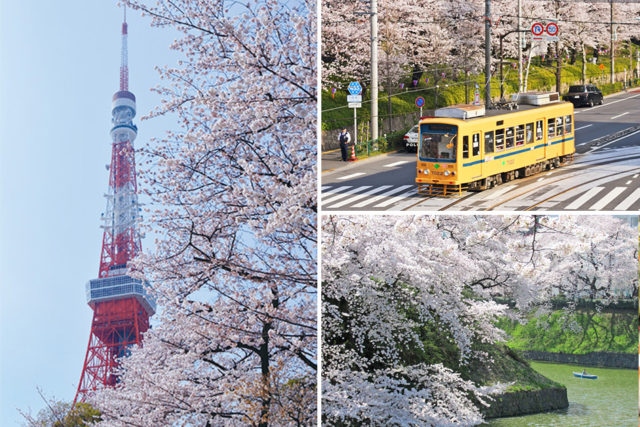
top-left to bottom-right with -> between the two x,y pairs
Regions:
321,90 -> 640,212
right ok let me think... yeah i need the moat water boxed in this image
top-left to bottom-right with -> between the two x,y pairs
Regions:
485,361 -> 637,427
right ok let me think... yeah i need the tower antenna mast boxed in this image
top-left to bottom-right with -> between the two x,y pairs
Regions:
74,7 -> 154,405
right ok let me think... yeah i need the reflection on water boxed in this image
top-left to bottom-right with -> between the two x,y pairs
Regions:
484,361 -> 637,427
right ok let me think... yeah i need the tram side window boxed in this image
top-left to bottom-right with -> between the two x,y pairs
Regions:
462,135 -> 469,159
526,123 -> 534,144
484,131 -> 494,154
536,120 -> 543,141
495,129 -> 505,151
505,127 -> 515,149
564,115 -> 572,133
547,118 -> 555,138
472,133 -> 480,156
516,124 -> 525,146
556,117 -> 563,137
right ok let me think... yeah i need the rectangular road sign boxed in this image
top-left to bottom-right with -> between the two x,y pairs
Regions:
348,103 -> 362,108
347,94 -> 362,103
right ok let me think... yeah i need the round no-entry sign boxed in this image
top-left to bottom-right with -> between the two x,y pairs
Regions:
531,23 -> 544,36
415,97 -> 425,107
546,22 -> 558,36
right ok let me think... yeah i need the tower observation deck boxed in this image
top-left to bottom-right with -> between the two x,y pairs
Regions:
74,9 -> 154,404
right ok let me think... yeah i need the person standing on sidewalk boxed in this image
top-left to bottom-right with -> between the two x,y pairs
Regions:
338,128 -> 351,161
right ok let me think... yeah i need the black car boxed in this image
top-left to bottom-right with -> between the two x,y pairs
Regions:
562,85 -> 603,107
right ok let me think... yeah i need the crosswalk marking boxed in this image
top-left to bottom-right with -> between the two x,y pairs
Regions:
321,185 -> 332,191
351,185 -> 414,208
374,188 -> 419,208
614,188 -> 640,211
337,172 -> 366,180
325,185 -> 393,209
323,186 -> 352,196
384,161 -> 409,168
321,180 -> 640,211
565,187 -> 605,210
589,187 -> 626,210
322,186 -> 372,205
481,186 -> 513,201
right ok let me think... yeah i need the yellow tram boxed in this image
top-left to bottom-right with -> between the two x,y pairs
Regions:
415,100 -> 575,196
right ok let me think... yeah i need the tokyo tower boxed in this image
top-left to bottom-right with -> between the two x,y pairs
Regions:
74,9 -> 155,404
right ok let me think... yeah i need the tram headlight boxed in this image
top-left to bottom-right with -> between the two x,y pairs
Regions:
424,169 -> 429,175
444,171 -> 450,176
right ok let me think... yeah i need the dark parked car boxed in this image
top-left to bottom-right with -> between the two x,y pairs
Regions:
563,85 -> 603,107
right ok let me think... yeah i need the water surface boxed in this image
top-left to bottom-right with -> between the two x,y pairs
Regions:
485,361 -> 637,426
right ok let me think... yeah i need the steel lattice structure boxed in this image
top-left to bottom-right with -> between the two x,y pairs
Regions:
74,9 -> 155,405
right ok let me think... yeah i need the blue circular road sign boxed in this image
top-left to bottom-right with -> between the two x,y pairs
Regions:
348,82 -> 362,95
415,97 -> 425,107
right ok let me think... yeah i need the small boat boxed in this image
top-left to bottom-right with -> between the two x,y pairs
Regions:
573,372 -> 598,380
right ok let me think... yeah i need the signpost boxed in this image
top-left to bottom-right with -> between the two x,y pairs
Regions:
348,82 -> 362,147
415,96 -> 425,116
531,22 -> 544,41
474,83 -> 480,105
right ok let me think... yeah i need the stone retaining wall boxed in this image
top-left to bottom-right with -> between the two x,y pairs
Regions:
484,386 -> 568,418
522,351 -> 636,369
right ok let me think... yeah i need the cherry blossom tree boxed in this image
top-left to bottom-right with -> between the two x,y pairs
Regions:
90,0 -> 316,425
322,0 -> 640,95
322,215 -> 637,426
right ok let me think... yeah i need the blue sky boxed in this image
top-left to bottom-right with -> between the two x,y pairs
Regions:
0,2 -> 182,423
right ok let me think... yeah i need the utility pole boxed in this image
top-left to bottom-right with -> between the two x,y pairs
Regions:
517,0 -> 523,92
610,0 -> 614,84
485,0 -> 492,108
370,0 -> 379,141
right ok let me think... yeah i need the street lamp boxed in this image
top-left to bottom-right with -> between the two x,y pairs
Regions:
499,29 -> 529,100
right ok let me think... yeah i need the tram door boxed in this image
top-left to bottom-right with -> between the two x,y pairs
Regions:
471,132 -> 481,178
462,132 -> 483,181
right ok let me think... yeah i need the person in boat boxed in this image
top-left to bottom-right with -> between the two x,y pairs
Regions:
582,369 -> 588,375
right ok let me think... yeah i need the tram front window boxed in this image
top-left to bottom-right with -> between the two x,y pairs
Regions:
419,124 -> 457,161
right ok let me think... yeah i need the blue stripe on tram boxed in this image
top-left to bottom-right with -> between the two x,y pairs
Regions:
461,136 -> 574,167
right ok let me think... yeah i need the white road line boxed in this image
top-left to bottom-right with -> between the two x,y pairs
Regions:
589,187 -> 626,210
574,94 -> 640,114
575,124 -> 593,131
537,177 -> 545,182
565,187 -> 605,210
610,112 -> 629,120
384,161 -> 410,168
374,188 -> 419,208
326,185 -> 393,209
321,185 -> 332,190
614,188 -> 640,211
322,186 -> 372,205
633,174 -> 639,179
625,180 -> 632,185
352,185 -> 414,208
337,172 -> 366,180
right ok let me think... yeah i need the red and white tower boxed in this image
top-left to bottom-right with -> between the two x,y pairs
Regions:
74,10 -> 155,404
